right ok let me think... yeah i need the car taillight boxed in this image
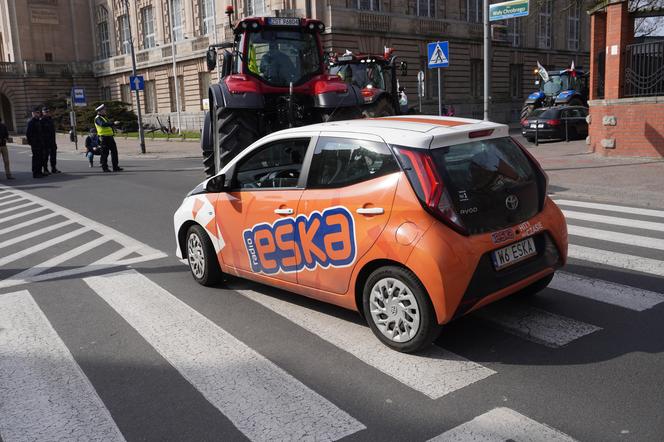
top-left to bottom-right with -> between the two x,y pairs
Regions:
510,136 -> 549,208
520,119 -> 528,126
469,129 -> 494,138
546,119 -> 561,126
393,147 -> 467,234
225,75 -> 261,94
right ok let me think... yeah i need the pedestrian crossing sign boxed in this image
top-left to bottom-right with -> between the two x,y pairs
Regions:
427,41 -> 449,69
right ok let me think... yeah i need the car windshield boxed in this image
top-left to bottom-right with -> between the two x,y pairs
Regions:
246,30 -> 321,86
541,74 -> 570,96
331,63 -> 385,89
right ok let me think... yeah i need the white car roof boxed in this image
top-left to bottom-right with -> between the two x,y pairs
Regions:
275,115 -> 510,149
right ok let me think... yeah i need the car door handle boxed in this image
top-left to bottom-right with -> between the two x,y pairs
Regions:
274,208 -> 293,215
356,207 -> 384,215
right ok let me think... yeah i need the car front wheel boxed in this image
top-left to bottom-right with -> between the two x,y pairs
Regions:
186,224 -> 222,286
362,266 -> 440,353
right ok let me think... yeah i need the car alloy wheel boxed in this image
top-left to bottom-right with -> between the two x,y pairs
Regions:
185,224 -> 222,286
187,232 -> 206,279
369,277 -> 422,343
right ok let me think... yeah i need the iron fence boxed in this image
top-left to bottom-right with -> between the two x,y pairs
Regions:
625,40 -> 664,97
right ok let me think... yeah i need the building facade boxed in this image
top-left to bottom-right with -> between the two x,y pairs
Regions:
0,0 -> 590,133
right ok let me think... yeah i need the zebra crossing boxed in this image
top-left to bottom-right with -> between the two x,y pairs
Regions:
1,193 -> 663,440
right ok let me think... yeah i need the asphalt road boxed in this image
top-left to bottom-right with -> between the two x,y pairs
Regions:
1,144 -> 663,441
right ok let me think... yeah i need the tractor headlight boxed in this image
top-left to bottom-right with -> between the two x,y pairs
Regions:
308,23 -> 315,30
318,23 -> 325,31
241,22 -> 248,29
251,22 -> 259,29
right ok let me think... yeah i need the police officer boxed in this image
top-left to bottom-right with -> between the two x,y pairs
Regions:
94,104 -> 123,172
40,107 -> 61,174
26,107 -> 45,178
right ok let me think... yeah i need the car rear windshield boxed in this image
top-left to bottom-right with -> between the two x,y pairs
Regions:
528,108 -> 559,119
430,137 -> 542,234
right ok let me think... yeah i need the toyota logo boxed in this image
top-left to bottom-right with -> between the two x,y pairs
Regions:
505,195 -> 519,210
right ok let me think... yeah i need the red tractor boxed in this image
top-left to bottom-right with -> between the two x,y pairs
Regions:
329,50 -> 409,118
202,14 -> 363,175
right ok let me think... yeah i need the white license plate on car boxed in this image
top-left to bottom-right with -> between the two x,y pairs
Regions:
530,123 -> 544,128
491,237 -> 537,270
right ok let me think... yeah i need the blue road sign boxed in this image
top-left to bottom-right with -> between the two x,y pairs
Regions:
130,75 -> 145,91
72,88 -> 86,107
427,41 -> 449,69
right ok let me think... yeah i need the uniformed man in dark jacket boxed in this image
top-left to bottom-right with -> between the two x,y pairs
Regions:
41,107 -> 61,174
26,107 -> 45,178
94,104 -> 123,172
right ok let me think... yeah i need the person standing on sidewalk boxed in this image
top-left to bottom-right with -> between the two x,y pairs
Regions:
0,117 -> 14,180
26,107 -> 45,179
40,107 -> 61,174
94,104 -> 123,172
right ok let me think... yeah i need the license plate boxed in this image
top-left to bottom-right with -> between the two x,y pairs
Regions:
530,123 -> 536,128
491,237 -> 537,270
267,17 -> 300,26
530,123 -> 544,128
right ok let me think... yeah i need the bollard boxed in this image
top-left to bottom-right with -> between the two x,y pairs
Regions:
535,120 -> 539,146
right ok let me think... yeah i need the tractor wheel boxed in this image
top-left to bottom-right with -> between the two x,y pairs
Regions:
362,98 -> 395,119
520,104 -> 536,121
201,112 -> 215,176
209,107 -> 259,177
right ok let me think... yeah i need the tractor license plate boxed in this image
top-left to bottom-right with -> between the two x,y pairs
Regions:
267,17 -> 300,26
491,238 -> 537,270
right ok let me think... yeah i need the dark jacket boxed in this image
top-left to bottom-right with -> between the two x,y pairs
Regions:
85,134 -> 99,152
25,117 -> 43,148
40,116 -> 57,148
0,122 -> 8,147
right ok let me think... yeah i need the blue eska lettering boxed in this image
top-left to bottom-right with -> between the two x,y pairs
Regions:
242,206 -> 356,274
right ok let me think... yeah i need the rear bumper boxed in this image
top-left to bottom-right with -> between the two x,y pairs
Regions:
521,127 -> 563,139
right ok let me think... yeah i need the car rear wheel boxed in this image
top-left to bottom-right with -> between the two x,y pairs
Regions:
363,266 -> 440,353
186,225 -> 222,286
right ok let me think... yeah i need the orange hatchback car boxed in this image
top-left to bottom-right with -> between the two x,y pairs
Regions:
174,116 -> 568,352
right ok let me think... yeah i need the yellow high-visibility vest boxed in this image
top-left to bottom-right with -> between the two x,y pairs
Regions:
95,115 -> 114,137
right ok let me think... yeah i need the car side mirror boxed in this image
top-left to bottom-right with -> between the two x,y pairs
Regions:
205,174 -> 228,193
206,48 -> 218,72
400,61 -> 408,77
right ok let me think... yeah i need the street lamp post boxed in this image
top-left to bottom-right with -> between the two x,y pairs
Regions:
171,0 -> 182,135
483,0 -> 491,121
124,0 -> 146,153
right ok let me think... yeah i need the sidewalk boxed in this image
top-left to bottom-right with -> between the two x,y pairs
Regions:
54,133 -> 202,159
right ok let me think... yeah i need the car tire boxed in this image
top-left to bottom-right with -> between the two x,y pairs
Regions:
186,224 -> 222,287
362,266 -> 441,353
519,272 -> 555,296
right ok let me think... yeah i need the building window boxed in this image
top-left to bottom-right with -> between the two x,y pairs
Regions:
101,87 -> 112,101
118,15 -> 131,55
199,72 -> 211,109
417,0 -> 435,17
144,80 -> 157,113
247,0 -> 267,16
357,0 -> 380,11
467,0 -> 481,23
121,83 -> 131,105
568,3 -> 580,51
97,6 -> 111,59
470,59 -> 482,98
506,18 -> 521,47
169,76 -> 185,112
171,0 -> 185,42
44,52 -> 53,62
538,0 -> 552,49
509,64 -> 522,98
141,6 -> 155,49
201,0 -> 214,35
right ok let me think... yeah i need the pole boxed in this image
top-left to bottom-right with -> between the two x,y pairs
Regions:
437,68 -> 442,116
171,0 -> 182,135
125,0 -> 146,153
483,0 -> 490,121
211,0 -> 221,82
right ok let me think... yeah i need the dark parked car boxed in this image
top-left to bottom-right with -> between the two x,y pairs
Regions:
521,106 -> 589,143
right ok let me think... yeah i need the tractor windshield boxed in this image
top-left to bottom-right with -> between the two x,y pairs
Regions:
541,74 -> 570,96
246,30 -> 321,86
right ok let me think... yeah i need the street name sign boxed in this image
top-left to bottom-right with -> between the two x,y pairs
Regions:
427,41 -> 449,69
489,0 -> 529,22
71,88 -> 86,107
130,75 -> 145,91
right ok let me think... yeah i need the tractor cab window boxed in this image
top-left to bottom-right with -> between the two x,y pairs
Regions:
331,63 -> 385,90
542,75 -> 568,96
246,30 -> 321,86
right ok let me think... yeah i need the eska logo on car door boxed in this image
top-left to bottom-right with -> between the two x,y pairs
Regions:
175,117 -> 568,353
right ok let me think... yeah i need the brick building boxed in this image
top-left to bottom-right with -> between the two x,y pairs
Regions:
0,0 -> 590,133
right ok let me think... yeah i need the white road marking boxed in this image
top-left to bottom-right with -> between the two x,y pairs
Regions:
556,199 -> 664,218
0,212 -> 60,235
475,303 -> 601,348
0,290 -> 125,442
0,197 -> 25,209
0,206 -> 48,224
568,225 -> 664,251
0,219 -> 73,249
568,244 -> 664,277
428,407 -> 577,442
0,194 -> 20,204
240,289 -> 495,400
0,226 -> 91,267
85,270 -> 365,441
550,272 -> 664,311
562,209 -> 664,232
0,236 -> 109,289
0,202 -> 35,215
